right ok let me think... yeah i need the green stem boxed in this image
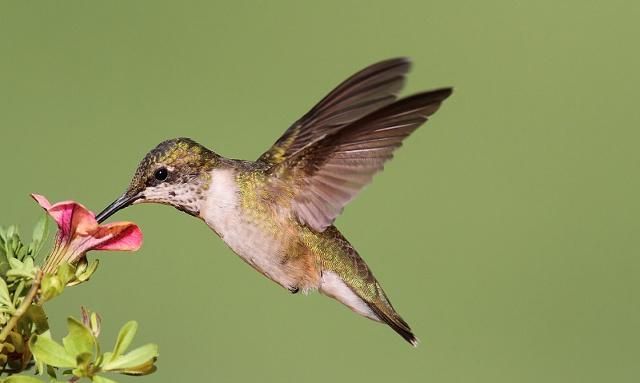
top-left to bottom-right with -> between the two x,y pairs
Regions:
0,270 -> 43,343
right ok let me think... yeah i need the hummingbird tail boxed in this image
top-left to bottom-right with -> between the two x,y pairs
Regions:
365,287 -> 418,347
319,270 -> 418,346
317,227 -> 418,346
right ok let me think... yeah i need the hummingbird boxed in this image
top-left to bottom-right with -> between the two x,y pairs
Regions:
96,58 -> 452,346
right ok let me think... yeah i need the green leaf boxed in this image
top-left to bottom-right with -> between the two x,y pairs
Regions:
119,359 -> 157,376
8,257 -> 23,270
103,343 -> 158,371
24,304 -> 49,333
29,333 -> 77,368
77,259 -> 99,282
68,259 -> 100,287
16,246 -> 27,260
6,256 -> 37,280
62,317 -> 96,358
0,278 -> 14,310
40,274 -> 63,302
12,280 -> 25,307
3,375 -> 45,382
57,263 -> 76,285
6,226 -> 17,238
5,234 -> 15,259
109,321 -> 137,362
25,256 -> 34,270
91,376 -> 119,383
6,268 -> 36,280
31,213 -> 49,257
73,351 -> 93,377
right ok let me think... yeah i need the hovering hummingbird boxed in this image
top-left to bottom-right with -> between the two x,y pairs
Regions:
96,58 -> 452,346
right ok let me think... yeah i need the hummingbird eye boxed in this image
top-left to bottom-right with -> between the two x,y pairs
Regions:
154,167 -> 168,181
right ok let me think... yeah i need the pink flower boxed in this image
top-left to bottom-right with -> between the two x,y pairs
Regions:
31,194 -> 143,274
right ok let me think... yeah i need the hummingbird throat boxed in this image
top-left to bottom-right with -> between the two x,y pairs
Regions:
143,179 -> 208,217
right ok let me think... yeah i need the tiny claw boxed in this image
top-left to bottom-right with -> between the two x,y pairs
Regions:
288,286 -> 300,294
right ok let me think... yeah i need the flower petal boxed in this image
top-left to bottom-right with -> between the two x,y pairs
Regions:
92,223 -> 143,251
32,194 -> 143,273
31,193 -> 52,210
31,194 -> 97,237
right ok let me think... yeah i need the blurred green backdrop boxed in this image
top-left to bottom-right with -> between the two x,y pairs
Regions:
1,1 -> 638,382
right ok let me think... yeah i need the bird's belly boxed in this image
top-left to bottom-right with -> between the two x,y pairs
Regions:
215,216 -> 295,286
200,168 -> 306,290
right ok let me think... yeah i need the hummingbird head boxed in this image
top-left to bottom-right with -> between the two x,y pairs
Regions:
96,137 -> 218,223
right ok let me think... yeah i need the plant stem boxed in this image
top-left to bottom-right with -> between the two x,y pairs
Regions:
0,270 -> 43,343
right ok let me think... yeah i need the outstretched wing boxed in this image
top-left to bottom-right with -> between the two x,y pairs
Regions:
258,58 -> 411,165
270,88 -> 453,232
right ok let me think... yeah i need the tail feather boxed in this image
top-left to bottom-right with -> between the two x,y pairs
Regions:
366,297 -> 418,347
319,269 -> 418,346
317,227 -> 418,346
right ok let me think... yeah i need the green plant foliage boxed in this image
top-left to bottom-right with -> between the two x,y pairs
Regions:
28,313 -> 158,382
0,216 -> 158,382
0,223 -> 44,370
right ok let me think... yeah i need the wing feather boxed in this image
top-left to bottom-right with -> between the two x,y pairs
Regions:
258,58 -> 411,165
272,88 -> 453,232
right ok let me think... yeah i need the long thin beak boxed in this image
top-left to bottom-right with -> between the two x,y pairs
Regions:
95,193 -> 143,223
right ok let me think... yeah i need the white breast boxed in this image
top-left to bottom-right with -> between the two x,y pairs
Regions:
200,169 -> 295,288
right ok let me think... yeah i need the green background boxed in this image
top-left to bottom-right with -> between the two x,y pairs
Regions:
1,1 -> 638,382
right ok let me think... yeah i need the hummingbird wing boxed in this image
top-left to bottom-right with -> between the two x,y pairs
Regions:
257,58 -> 411,165
269,88 -> 453,232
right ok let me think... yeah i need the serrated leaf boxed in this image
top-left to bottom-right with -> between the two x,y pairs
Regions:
4,375 -> 46,382
109,321 -> 137,362
62,317 -> 96,358
103,343 -> 158,371
29,334 -> 76,368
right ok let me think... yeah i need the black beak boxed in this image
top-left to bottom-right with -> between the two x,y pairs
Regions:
95,193 -> 143,223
